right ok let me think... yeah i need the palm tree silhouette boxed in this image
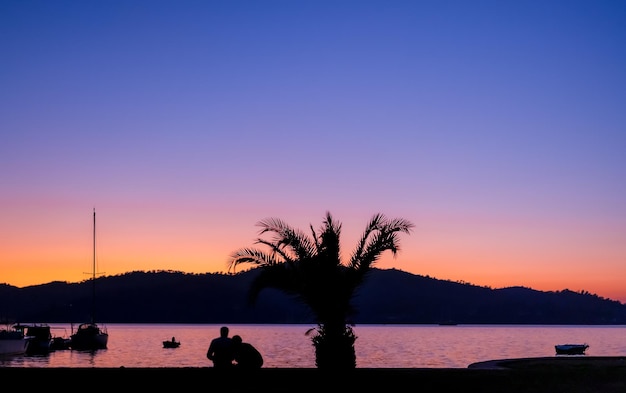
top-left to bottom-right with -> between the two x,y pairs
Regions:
228,211 -> 414,369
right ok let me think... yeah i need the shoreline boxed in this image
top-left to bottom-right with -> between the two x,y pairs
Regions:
2,357 -> 625,392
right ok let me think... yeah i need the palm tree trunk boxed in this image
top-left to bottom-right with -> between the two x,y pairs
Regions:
313,323 -> 357,369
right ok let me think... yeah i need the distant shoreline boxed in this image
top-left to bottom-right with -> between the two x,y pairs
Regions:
5,268 -> 625,324
2,357 -> 625,392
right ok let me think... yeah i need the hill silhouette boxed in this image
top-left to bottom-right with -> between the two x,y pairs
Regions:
1,268 -> 624,324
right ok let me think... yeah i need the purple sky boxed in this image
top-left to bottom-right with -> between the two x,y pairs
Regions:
1,1 -> 625,302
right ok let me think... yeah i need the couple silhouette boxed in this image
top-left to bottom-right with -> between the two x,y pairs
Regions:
206,326 -> 263,369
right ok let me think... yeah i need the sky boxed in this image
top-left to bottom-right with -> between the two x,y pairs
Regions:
1,1 -> 625,303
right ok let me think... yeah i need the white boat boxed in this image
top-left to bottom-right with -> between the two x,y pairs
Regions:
69,209 -> 109,350
0,324 -> 28,356
555,343 -> 588,355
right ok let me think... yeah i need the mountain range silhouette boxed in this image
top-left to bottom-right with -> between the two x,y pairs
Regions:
2,268 -> 625,324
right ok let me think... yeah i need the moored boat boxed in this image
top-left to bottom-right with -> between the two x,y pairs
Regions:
50,326 -> 71,350
69,209 -> 109,351
50,336 -> 71,350
555,343 -> 588,355
70,323 -> 108,350
21,323 -> 53,354
0,324 -> 28,356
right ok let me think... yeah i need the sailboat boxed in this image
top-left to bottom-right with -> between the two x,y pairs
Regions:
69,208 -> 109,350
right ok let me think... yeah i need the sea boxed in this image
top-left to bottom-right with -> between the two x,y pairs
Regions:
2,324 -> 625,368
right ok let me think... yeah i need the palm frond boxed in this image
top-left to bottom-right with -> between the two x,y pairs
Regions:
350,213 -> 385,267
384,217 -> 415,234
255,239 -> 296,263
350,214 -> 414,271
257,217 -> 316,260
227,248 -> 279,273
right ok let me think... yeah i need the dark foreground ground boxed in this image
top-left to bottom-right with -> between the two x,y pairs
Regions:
2,356 -> 625,392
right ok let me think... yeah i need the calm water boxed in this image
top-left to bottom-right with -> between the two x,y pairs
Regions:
2,324 -> 625,368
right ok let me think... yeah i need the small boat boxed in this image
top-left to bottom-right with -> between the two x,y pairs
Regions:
163,337 -> 181,348
0,323 -> 28,356
50,336 -> 71,350
555,343 -> 589,355
50,326 -> 71,350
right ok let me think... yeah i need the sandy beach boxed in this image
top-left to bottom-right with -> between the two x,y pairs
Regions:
2,357 -> 625,392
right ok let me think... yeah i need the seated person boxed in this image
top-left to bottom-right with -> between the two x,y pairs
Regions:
231,334 -> 263,369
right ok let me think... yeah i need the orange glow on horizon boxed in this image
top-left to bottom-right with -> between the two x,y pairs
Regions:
4,240 -> 626,305
2,205 -> 625,304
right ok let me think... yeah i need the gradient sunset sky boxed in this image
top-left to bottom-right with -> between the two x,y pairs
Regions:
2,1 -> 625,302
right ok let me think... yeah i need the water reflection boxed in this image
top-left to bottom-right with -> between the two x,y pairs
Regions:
1,324 -> 624,368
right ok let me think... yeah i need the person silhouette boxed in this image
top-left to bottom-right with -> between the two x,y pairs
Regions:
206,326 -> 234,368
231,334 -> 263,369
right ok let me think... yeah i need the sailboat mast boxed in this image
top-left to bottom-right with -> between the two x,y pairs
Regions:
92,208 -> 96,324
